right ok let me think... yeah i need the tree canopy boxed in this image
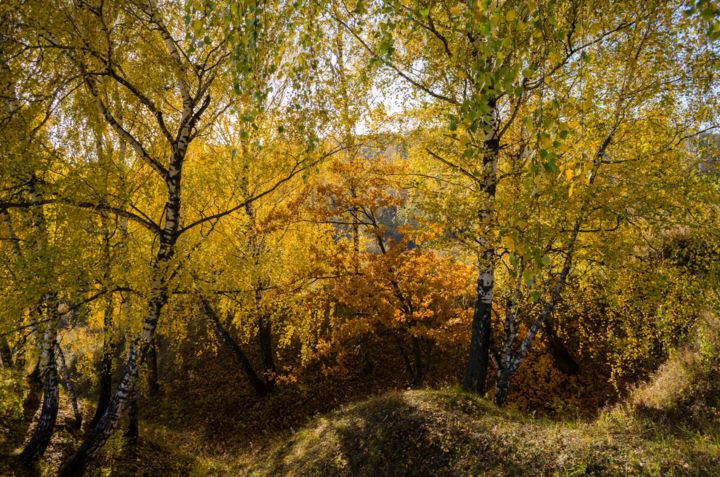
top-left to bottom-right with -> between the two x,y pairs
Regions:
0,0 -> 718,474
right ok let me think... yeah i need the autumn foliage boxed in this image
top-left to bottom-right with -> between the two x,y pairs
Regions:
0,0 -> 719,474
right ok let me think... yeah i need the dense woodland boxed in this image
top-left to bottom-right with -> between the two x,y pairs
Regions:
0,0 -> 719,475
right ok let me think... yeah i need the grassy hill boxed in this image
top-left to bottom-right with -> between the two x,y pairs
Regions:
235,387 -> 719,477
237,315 -> 720,477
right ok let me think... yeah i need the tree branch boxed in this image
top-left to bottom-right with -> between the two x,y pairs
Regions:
0,198 -> 162,235
178,145 -> 348,235
104,66 -> 175,145
84,76 -> 170,181
335,16 -> 458,105
425,148 -> 482,185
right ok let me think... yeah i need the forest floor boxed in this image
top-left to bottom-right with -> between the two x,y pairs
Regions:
3,318 -> 719,476
232,318 -> 720,476
236,388 -> 720,476
4,381 -> 719,476
9,386 -> 717,476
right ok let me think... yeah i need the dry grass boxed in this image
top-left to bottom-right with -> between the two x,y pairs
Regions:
234,315 -> 720,476
234,387 -> 719,476
630,312 -> 720,431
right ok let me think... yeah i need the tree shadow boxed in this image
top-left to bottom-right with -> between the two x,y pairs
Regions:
256,392 -> 546,476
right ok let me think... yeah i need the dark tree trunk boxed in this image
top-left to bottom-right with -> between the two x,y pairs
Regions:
200,295 -> 269,396
19,326 -> 59,465
0,336 -> 12,368
57,344 -> 82,429
90,299 -> 115,428
22,358 -> 43,423
92,212 -> 116,427
125,384 -> 138,446
146,337 -> 160,397
373,232 -> 424,388
390,332 -> 418,387
543,318 -> 579,375
90,350 -> 113,428
258,316 -> 276,389
411,336 -> 424,388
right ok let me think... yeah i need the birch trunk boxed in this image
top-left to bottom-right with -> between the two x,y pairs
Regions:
18,183 -> 60,461
19,308 -> 59,465
491,120 -> 619,406
463,99 -> 499,395
59,146 -> 183,477
57,3 -> 215,472
58,82 -> 206,473
58,273 -> 171,476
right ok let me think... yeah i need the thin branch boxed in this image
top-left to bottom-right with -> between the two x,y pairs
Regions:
0,287 -> 135,337
525,20 -> 635,91
147,0 -> 192,107
335,16 -> 458,105
0,198 -> 162,235
84,76 -> 170,181
104,66 -> 175,145
178,145 -> 349,235
425,148 -> 482,185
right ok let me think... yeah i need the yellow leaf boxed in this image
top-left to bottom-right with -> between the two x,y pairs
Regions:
502,235 -> 515,249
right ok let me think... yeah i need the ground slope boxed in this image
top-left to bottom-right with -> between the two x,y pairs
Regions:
239,315 -> 720,476
4,316 -> 719,476
238,388 -> 719,476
